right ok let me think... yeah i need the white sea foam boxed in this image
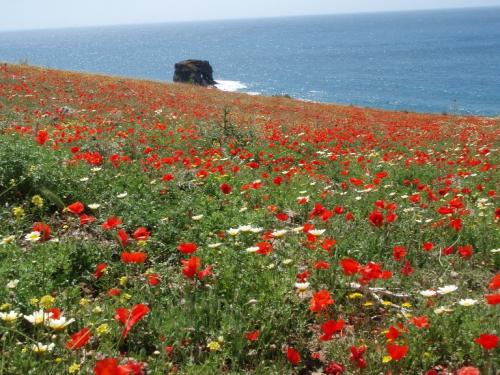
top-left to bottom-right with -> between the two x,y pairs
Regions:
215,80 -> 247,92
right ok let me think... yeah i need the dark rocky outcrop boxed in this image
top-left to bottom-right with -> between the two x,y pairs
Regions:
173,60 -> 216,86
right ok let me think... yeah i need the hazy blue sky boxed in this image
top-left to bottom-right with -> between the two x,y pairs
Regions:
2,0 -> 500,31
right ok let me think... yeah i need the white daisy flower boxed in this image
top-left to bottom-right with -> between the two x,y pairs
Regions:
47,316 -> 75,330
246,246 -> 260,253
24,310 -> 53,325
31,342 -> 55,353
308,229 -> 325,237
434,306 -> 453,315
0,235 -> 16,246
437,285 -> 458,295
227,228 -> 240,236
0,310 -> 21,323
271,229 -> 287,238
420,290 -> 438,297
6,279 -> 19,289
458,298 -> 478,306
25,231 -> 41,243
237,225 -> 253,232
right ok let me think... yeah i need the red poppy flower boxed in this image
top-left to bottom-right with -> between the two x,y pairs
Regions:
117,229 -> 129,246
441,246 -> 455,255
133,227 -> 150,241
296,270 -> 309,282
349,177 -> 363,186
411,316 -> 430,329
107,288 -> 121,297
162,173 -> 174,182
368,210 -> 384,227
276,212 -> 289,222
95,263 -> 107,279
474,333 -> 498,350
456,367 -> 480,375
314,261 -> 330,270
286,347 -> 301,366
220,182 -> 232,194
66,327 -> 92,350
386,344 -> 408,361
400,260 -> 414,276
118,360 -> 145,375
489,274 -> 500,290
458,245 -> 473,259
485,293 -> 500,305
94,358 -> 119,375
181,256 -> 201,279
47,307 -> 61,319
319,319 -> 345,341
102,216 -> 122,230
321,238 -> 336,253
121,251 -> 147,264
36,129 -> 49,145
33,222 -> 51,241
340,258 -> 360,275
449,218 -> 462,231
79,214 -> 96,225
94,358 -> 144,375
197,265 -> 212,280
256,242 -> 273,255
114,303 -> 150,338
392,246 -> 407,261
177,242 -> 197,254
349,345 -> 367,369
67,201 -> 84,215
422,242 -> 434,252
324,361 -> 345,374
147,273 -> 160,286
245,330 -> 259,341
310,289 -> 334,313
385,326 -> 402,341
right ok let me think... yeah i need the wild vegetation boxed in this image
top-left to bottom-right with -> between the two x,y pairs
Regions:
0,63 -> 498,374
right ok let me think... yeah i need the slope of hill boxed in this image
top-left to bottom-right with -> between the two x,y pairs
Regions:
0,63 -> 498,374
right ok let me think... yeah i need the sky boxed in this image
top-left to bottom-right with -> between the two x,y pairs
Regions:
1,0 -> 500,31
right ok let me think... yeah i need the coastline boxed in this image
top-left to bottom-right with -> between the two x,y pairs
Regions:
2,62 -> 496,119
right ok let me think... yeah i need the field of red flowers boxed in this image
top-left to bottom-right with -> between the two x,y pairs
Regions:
0,63 -> 498,374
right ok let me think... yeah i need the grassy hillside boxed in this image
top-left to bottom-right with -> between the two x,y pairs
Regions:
0,63 -> 498,374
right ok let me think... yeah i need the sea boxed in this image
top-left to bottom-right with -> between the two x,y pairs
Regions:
1,7 -> 499,116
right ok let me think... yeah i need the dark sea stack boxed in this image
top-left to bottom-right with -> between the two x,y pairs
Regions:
173,60 -> 217,86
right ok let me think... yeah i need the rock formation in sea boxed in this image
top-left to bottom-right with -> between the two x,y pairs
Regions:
173,60 -> 216,86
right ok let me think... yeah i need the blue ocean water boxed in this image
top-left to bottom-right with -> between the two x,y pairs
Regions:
1,7 -> 499,115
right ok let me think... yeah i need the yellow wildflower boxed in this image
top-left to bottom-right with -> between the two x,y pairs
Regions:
0,303 -> 11,311
12,207 -> 25,220
68,363 -> 81,373
31,195 -> 44,208
348,292 -> 363,299
382,355 -> 392,363
96,323 -> 109,336
39,295 -> 55,309
207,341 -> 221,351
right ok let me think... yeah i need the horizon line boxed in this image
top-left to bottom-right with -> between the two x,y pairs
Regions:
0,4 -> 499,33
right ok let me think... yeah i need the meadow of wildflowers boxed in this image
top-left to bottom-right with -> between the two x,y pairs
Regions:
0,63 -> 498,374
